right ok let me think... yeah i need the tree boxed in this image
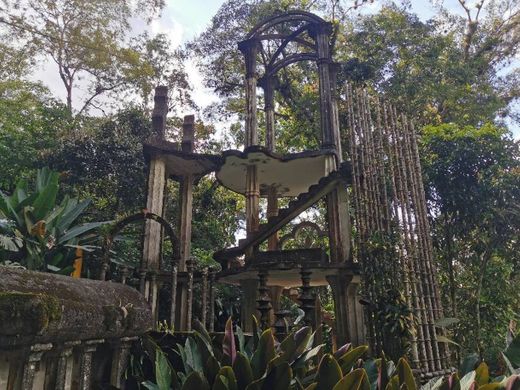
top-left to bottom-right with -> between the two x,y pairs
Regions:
337,2 -> 519,126
47,109 -> 153,221
0,0 -> 187,115
421,123 -> 520,358
0,81 -> 71,191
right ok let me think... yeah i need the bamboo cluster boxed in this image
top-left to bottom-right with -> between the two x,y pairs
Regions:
345,84 -> 448,374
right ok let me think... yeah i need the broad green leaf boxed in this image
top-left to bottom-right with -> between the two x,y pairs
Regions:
155,350 -> 172,390
237,325 -> 246,355
315,354 -> 343,390
333,344 -> 352,360
32,169 -> 59,220
333,368 -> 370,390
142,381 -> 160,390
262,361 -> 292,390
205,355 -> 221,385
182,371 -> 210,390
58,221 -> 109,244
280,326 -> 313,363
338,345 -> 369,375
233,352 -> 254,390
251,328 -> 275,379
56,199 -> 91,232
213,367 -> 238,390
385,375 -> 399,390
396,358 -> 417,390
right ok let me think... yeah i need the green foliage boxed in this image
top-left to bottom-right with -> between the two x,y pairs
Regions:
0,82 -> 71,192
2,0 -> 171,114
420,123 -> 520,360
0,167 -> 107,272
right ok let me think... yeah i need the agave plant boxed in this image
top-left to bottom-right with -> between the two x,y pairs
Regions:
0,167 -> 108,273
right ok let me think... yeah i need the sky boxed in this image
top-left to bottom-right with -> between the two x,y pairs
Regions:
32,0 -> 519,137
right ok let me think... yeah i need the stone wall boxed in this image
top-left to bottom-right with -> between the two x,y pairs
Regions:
0,266 -> 153,389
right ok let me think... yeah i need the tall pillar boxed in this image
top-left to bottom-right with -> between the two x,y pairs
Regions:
327,183 -> 351,264
245,164 -> 260,257
327,274 -> 365,346
179,115 -> 195,270
329,62 -> 343,161
142,87 -> 169,271
240,39 -> 261,257
238,39 -> 258,147
240,278 -> 259,332
315,22 -> 336,152
259,75 -> 276,151
260,75 -> 280,251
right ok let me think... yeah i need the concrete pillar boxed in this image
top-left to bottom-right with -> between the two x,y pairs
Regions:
110,337 -> 136,389
55,341 -> 79,390
75,339 -> 103,390
21,343 -> 52,390
142,86 -> 169,272
327,274 -> 365,347
240,279 -> 259,332
238,39 -> 258,147
327,184 -> 351,264
315,22 -> 335,151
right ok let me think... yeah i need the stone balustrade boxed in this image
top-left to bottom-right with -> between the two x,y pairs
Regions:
0,266 -> 153,390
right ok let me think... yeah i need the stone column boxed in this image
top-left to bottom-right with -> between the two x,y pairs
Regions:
268,286 -> 284,325
257,269 -> 273,329
238,39 -> 258,147
110,337 -> 137,389
259,75 -> 276,151
76,339 -> 103,390
299,268 -> 315,327
329,62 -> 342,160
177,115 -> 195,331
21,343 -> 52,390
327,273 -> 365,347
327,183 -> 351,264
142,156 -> 167,271
142,87 -> 169,272
179,115 -> 195,270
245,164 -> 260,258
55,341 -> 79,390
315,22 -> 335,152
240,279 -> 259,332
260,75 -> 280,251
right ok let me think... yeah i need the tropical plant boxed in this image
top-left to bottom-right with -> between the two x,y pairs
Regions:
141,318 -> 520,390
0,167 -> 108,272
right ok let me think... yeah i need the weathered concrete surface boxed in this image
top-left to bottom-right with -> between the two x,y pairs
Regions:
0,266 -> 153,348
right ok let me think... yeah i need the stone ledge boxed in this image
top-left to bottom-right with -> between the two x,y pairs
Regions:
0,266 -> 153,348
